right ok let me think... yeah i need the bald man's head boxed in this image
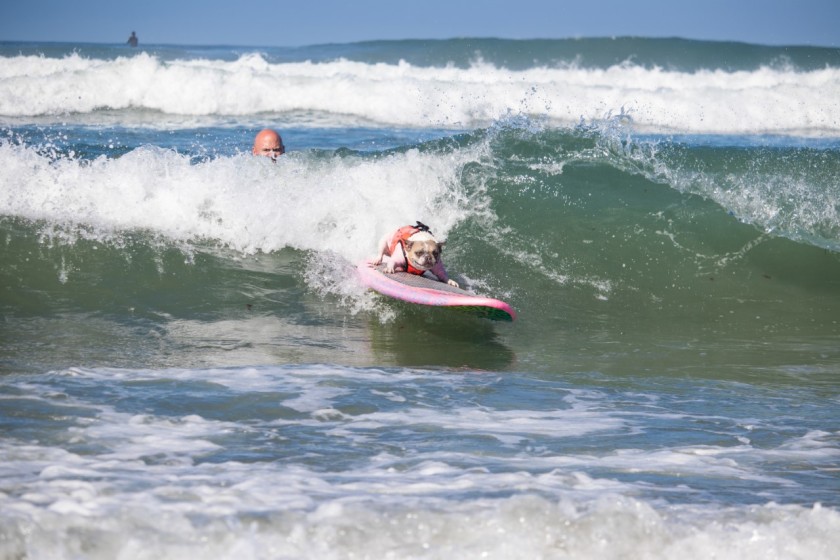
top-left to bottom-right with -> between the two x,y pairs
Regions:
252,129 -> 285,159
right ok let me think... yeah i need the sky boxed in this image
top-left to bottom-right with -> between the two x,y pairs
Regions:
1,0 -> 838,48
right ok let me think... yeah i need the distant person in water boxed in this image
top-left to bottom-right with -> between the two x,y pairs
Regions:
127,31 -> 138,47
252,129 -> 286,161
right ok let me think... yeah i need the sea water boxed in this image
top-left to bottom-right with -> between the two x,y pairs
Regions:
1,37 -> 839,559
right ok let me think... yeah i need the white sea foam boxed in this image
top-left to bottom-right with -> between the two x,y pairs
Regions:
1,53 -> 839,135
4,464 -> 839,560
1,366 -> 838,559
0,139 -> 479,260
2,436 -> 839,560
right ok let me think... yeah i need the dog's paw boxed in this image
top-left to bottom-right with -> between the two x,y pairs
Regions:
447,279 -> 460,288
384,263 -> 396,274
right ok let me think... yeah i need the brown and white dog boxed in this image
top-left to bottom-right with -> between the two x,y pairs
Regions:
373,222 -> 459,288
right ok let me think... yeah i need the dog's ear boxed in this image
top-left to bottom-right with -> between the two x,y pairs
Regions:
437,241 -> 445,252
404,240 -> 415,251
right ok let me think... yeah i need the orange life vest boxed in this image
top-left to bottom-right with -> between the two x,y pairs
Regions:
388,224 -> 430,276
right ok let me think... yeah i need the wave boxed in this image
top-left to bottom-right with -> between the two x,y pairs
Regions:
1,48 -> 839,135
3,123 -> 838,253
2,122 -> 840,337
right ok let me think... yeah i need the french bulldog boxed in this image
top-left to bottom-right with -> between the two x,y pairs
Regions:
373,222 -> 459,288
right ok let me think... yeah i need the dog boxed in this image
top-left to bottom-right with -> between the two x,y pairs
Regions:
372,222 -> 459,288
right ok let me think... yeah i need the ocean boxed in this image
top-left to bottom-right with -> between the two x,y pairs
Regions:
1,36 -> 839,559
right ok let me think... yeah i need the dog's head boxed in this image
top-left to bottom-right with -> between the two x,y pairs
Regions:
404,231 -> 443,271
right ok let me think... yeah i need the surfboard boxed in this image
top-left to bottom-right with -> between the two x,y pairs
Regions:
356,261 -> 516,321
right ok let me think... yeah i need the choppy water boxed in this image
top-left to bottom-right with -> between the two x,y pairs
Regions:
1,37 -> 839,559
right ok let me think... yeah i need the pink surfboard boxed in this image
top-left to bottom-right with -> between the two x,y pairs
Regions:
356,261 -> 516,322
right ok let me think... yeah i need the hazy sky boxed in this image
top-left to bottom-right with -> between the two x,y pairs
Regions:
1,0 -> 838,48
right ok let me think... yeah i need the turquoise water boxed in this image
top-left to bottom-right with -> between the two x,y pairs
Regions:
1,38 -> 839,559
